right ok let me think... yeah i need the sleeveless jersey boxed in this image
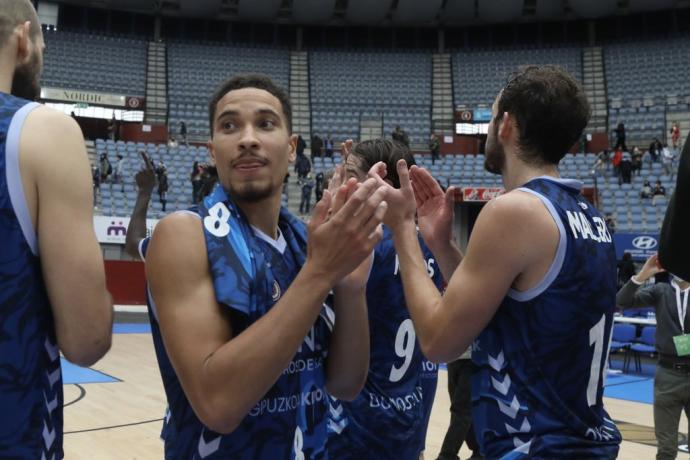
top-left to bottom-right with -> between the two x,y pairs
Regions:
328,226 -> 442,459
142,201 -> 333,459
0,93 -> 63,458
471,176 -> 621,459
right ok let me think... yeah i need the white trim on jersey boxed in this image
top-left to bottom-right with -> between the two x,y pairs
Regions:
252,226 -> 287,254
507,187 -> 568,302
5,102 -> 40,256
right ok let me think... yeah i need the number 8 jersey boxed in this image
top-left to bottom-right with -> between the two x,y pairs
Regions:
327,226 -> 443,460
471,177 -> 621,459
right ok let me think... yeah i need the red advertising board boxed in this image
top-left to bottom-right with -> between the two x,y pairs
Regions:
461,187 -> 504,202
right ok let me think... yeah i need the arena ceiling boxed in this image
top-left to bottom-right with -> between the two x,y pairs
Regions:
54,0 -> 687,25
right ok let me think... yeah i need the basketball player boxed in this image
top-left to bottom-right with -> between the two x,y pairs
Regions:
659,131 -> 689,281
371,66 -> 622,458
144,74 -> 388,459
0,1 -> 113,457
326,139 -> 444,460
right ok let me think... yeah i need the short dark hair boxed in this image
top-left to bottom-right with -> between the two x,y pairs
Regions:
0,0 -> 41,46
496,65 -> 590,165
351,139 -> 415,189
208,74 -> 292,137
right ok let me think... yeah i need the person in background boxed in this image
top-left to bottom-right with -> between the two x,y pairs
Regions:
92,164 -> 101,207
315,171 -> 325,202
619,150 -> 632,185
653,180 -> 667,206
179,120 -> 187,145
296,134 -> 306,157
114,153 -> 126,193
100,152 -> 112,183
605,212 -> 617,234
437,349 -> 483,460
325,135 -> 334,158
190,161 -> 203,204
614,122 -> 627,151
632,146 -> 643,176
670,122 -> 681,150
661,144 -> 674,176
429,133 -> 441,166
311,134 -> 323,160
641,180 -> 653,199
299,173 -> 315,215
617,252 -> 636,289
156,161 -> 169,212
616,254 -> 690,460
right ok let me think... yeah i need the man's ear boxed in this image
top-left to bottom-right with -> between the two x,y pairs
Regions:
15,21 -> 32,63
288,134 -> 297,163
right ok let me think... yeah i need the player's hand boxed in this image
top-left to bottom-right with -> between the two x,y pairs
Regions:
307,178 -> 387,285
135,161 -> 157,196
636,254 -> 666,282
367,159 -> 416,231
410,166 -> 456,251
340,139 -> 354,162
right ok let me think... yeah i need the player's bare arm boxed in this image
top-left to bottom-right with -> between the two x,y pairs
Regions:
21,107 -> 113,366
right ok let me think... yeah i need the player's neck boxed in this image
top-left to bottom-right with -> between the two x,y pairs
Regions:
235,193 -> 282,240
501,151 -> 560,192
0,59 -> 14,95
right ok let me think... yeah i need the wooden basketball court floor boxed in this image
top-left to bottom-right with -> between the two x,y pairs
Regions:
61,308 -> 688,459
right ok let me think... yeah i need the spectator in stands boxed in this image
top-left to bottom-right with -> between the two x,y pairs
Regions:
295,150 -> 311,180
605,212 -> 617,234
113,153 -> 126,193
198,164 -> 218,199
157,165 -> 169,212
99,153 -> 112,183
179,121 -> 187,145
168,135 -> 178,148
617,252 -> 636,289
108,114 -> 117,141
649,139 -> 659,163
392,125 -> 409,147
612,148 -> 622,179
631,146 -> 643,175
616,254 -> 690,460
311,134 -> 323,160
640,180 -> 653,199
190,161 -> 203,204
299,173 -> 315,215
92,164 -> 101,207
619,150 -> 632,185
614,122 -> 627,151
653,180 -> 667,206
315,171 -> 325,202
429,133 -> 440,165
661,143 -> 674,176
670,122 -> 681,150
324,135 -> 334,158
296,134 -> 306,157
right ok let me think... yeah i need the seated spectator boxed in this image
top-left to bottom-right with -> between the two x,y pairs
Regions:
652,180 -> 667,206
640,180 -> 653,199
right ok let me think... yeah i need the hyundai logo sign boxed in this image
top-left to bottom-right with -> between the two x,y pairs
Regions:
632,236 -> 658,250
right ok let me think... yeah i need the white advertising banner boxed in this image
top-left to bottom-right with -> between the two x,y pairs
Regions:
94,215 -> 159,245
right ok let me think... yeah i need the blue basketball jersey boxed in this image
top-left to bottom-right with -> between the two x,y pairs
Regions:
471,177 -> 621,459
328,226 -> 442,460
0,93 -> 63,458
143,196 -> 333,459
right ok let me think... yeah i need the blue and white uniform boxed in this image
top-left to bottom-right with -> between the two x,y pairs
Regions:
328,226 -> 443,459
471,177 -> 622,459
143,185 -> 333,459
0,93 -> 63,458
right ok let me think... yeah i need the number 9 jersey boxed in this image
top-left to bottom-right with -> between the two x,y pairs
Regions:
471,177 -> 622,459
327,225 -> 444,460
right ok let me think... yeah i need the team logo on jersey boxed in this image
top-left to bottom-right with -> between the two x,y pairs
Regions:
632,236 -> 657,250
272,280 -> 281,302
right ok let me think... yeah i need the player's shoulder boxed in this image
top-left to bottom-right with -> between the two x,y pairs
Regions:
21,105 -> 83,156
481,189 -> 546,225
148,212 -> 205,262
